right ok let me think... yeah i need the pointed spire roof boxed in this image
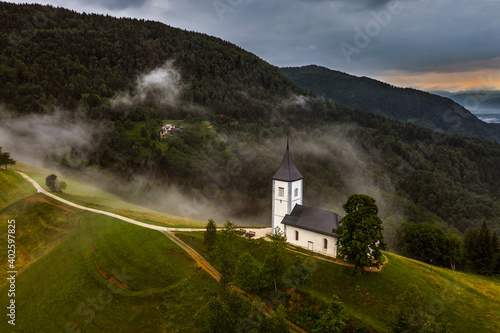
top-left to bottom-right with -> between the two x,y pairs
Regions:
272,140 -> 303,181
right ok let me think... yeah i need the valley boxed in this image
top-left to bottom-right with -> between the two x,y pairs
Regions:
1,168 -> 499,332
1,2 -> 499,331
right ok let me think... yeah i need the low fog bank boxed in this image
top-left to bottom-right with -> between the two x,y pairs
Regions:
0,107 -> 111,167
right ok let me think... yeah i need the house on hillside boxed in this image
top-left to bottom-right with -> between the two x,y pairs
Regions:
160,123 -> 175,138
272,142 -> 342,257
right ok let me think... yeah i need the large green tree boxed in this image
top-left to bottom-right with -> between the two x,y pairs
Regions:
396,222 -> 447,266
334,194 -> 386,270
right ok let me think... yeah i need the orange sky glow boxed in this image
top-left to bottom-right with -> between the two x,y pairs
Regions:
377,69 -> 500,92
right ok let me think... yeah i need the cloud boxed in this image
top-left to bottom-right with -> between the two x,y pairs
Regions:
0,108 -> 110,166
82,0 -> 148,11
113,60 -> 183,107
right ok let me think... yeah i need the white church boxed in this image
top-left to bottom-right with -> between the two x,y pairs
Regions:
272,142 -> 342,257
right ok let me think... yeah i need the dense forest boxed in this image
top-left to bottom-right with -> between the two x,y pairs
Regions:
280,65 -> 500,141
1,2 -> 500,273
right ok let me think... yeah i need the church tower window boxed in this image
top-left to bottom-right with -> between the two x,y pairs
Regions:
278,187 -> 284,197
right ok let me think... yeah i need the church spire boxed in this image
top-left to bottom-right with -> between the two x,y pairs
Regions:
272,140 -> 303,181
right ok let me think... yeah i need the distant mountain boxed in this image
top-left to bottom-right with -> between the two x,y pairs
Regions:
432,90 -> 500,111
280,65 -> 500,141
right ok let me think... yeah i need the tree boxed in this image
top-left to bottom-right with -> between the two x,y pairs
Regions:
283,257 -> 311,290
464,221 -> 495,275
45,174 -> 58,191
389,284 -> 448,333
45,174 -> 67,192
396,222 -> 447,266
444,232 -> 463,271
54,180 -> 67,192
201,296 -> 234,333
334,194 -> 386,270
0,147 -> 16,170
234,252 -> 259,294
312,295 -> 346,333
260,226 -> 288,291
214,220 -> 239,286
263,304 -> 290,333
204,218 -> 217,252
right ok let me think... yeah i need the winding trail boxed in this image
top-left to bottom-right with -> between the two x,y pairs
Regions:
15,171 -> 306,332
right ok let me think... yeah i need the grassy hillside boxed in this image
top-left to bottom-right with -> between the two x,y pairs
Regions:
0,169 -> 36,209
0,195 -> 219,332
306,252 -> 500,332
178,232 -> 500,332
13,162 -> 206,228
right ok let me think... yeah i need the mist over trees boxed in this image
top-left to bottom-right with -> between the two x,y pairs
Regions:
1,2 -> 500,276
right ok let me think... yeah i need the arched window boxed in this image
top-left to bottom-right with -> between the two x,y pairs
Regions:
295,230 -> 299,241
323,238 -> 328,250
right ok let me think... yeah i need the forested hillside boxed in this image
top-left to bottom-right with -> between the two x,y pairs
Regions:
280,65 -> 500,141
1,1 -> 500,257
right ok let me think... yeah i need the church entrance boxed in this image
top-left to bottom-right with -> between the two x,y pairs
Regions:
308,241 -> 313,251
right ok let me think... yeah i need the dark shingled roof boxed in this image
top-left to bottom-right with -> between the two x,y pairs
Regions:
272,141 -> 303,181
282,205 -> 342,237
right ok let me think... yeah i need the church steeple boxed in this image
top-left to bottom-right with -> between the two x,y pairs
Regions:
272,140 -> 303,181
272,140 -> 304,234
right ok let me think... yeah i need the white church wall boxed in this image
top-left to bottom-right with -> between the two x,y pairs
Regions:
285,226 -> 337,257
273,180 -> 290,233
291,179 -> 303,210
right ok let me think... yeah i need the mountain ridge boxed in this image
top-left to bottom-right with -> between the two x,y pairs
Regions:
280,65 -> 500,141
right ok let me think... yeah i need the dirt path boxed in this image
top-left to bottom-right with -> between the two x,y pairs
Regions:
286,245 -> 389,272
15,171 -> 306,332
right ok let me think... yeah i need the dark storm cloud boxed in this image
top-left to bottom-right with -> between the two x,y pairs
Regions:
76,0 -> 148,11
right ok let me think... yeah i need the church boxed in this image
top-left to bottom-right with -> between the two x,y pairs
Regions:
272,142 -> 342,257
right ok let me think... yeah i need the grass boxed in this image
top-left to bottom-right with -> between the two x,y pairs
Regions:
0,195 -> 220,332
176,232 -> 500,333
0,168 -> 36,209
12,162 -> 206,228
3,164 -> 499,332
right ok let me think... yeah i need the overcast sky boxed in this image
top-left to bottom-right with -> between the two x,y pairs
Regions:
9,0 -> 500,92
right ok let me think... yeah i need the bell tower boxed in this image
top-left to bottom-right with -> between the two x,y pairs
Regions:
272,141 -> 303,234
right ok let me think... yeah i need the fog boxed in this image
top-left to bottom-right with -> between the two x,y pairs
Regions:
0,107 -> 110,167
113,60 -> 183,107
0,66 -> 402,231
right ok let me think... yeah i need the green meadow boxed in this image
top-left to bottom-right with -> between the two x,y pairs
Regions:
0,169 -> 36,208
1,168 -> 499,332
0,176 -> 219,332
177,232 -> 500,332
11,163 -> 206,228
